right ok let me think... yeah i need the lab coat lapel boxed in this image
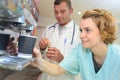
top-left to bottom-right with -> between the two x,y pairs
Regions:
51,24 -> 59,47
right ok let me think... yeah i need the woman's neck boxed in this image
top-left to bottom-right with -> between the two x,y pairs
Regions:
91,42 -> 108,66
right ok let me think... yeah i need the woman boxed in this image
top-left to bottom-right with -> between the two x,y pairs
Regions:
32,9 -> 120,80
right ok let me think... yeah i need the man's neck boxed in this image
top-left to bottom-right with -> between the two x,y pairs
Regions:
59,19 -> 71,27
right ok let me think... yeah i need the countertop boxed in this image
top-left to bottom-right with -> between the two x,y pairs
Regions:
0,65 -> 42,80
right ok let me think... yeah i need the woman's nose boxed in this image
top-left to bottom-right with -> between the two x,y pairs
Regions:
80,31 -> 86,39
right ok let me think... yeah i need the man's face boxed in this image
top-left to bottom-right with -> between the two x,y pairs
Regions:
54,2 -> 73,26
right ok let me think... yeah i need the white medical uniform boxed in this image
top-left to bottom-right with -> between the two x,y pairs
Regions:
40,20 -> 80,80
60,43 -> 120,80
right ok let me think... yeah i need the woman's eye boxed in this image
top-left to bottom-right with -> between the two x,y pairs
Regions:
79,29 -> 82,32
86,28 -> 91,33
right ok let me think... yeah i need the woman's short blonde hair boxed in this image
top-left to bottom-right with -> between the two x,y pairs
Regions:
82,9 -> 117,44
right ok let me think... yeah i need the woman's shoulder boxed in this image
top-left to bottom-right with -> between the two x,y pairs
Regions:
72,43 -> 88,55
73,43 -> 83,50
108,44 -> 120,65
109,44 -> 120,50
108,44 -> 120,55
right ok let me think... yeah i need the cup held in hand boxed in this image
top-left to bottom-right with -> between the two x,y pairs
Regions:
0,33 -> 10,50
18,35 -> 37,54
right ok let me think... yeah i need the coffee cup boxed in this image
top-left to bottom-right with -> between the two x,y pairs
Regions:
0,33 -> 10,50
18,35 -> 37,55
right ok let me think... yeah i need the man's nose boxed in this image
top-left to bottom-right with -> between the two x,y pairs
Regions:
56,12 -> 62,17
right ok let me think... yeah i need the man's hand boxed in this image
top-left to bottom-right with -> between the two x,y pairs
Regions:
46,47 -> 64,62
7,37 -> 18,56
39,38 -> 50,50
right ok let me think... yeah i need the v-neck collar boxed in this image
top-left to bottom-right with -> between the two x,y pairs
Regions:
90,45 -> 110,76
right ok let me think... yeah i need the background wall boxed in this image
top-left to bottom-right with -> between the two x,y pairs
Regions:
114,25 -> 120,45
35,26 -> 45,48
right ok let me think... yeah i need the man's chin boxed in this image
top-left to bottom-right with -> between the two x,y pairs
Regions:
59,22 -> 67,26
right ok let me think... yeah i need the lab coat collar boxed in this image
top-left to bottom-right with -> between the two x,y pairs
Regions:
59,20 -> 74,29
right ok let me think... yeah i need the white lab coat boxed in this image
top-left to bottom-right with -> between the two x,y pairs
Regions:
40,20 -> 80,80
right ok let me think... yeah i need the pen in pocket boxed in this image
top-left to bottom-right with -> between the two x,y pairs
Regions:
64,38 -> 66,45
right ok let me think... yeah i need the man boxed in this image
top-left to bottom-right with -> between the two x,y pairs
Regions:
38,0 -> 80,80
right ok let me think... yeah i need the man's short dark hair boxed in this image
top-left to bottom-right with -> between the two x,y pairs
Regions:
54,0 -> 72,9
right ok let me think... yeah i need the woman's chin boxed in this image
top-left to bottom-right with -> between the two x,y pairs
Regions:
82,44 -> 90,48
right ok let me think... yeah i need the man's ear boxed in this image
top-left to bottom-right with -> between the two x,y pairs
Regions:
69,8 -> 73,15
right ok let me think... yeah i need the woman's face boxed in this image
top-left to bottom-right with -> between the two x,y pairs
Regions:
80,18 -> 103,48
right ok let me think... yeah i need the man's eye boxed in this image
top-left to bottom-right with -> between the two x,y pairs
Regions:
61,10 -> 65,14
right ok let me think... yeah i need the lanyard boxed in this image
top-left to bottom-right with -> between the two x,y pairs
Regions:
48,23 -> 75,45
